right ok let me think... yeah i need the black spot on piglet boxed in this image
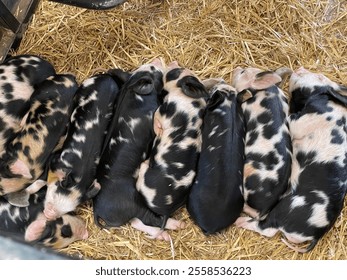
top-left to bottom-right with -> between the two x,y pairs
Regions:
331,129 -> 344,144
166,68 -> 184,82
61,224 -> 73,238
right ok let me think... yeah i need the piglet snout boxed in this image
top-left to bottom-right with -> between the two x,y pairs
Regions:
43,202 -> 59,220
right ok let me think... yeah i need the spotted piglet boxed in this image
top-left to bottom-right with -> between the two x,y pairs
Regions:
0,55 -> 56,156
43,74 -> 120,220
136,61 -> 209,228
231,67 -> 292,219
0,186 -> 88,249
93,59 -> 184,241
187,80 -> 248,234
0,74 -> 77,199
236,67 -> 347,253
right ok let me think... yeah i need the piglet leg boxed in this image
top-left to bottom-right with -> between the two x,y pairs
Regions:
130,218 -> 171,241
243,204 -> 261,219
165,218 -> 186,230
235,216 -> 278,238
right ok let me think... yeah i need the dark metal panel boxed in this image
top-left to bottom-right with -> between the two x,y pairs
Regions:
0,2 -> 20,33
0,233 -> 74,260
50,0 -> 127,10
0,0 -> 40,62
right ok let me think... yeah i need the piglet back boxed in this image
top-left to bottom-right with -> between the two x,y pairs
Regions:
187,83 -> 245,234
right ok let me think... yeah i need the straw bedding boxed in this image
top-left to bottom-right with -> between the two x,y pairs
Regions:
13,0 -> 347,259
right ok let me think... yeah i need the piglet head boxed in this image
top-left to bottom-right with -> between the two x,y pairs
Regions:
25,213 -> 88,249
110,58 -> 164,97
44,170 -> 100,221
231,67 -> 282,92
134,57 -> 165,74
289,67 -> 337,93
44,179 -> 81,221
44,168 -> 77,220
289,67 -> 347,110
163,62 -> 209,99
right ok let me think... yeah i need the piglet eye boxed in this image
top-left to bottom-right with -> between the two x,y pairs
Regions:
59,175 -> 74,189
240,70 -> 245,74
59,179 -> 69,189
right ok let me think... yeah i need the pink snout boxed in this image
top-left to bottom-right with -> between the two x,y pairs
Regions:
43,202 -> 59,221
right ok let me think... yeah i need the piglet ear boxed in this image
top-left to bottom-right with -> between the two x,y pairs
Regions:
131,77 -> 155,95
275,67 -> 293,80
207,91 -> 225,110
251,72 -> 282,90
47,168 -> 67,183
237,89 -> 253,103
274,67 -> 293,88
9,159 -> 32,179
153,116 -> 163,136
107,68 -> 131,86
327,87 -> 347,106
4,189 -> 30,207
201,78 -> 225,92
177,76 -> 209,99
25,219 -> 47,242
55,169 -> 67,181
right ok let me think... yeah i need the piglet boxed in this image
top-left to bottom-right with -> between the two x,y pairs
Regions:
93,59 -> 184,240
236,67 -> 347,253
0,55 -> 56,156
0,186 -> 88,249
0,74 -> 78,200
43,74 -> 120,220
136,61 -> 209,228
231,67 -> 292,219
187,80 -> 248,234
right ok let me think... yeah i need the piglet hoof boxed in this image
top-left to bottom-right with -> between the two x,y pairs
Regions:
151,230 -> 171,242
130,218 -> 172,242
165,218 -> 186,230
235,216 -> 252,228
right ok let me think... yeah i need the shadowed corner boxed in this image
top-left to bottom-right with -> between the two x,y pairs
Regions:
50,0 -> 127,10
